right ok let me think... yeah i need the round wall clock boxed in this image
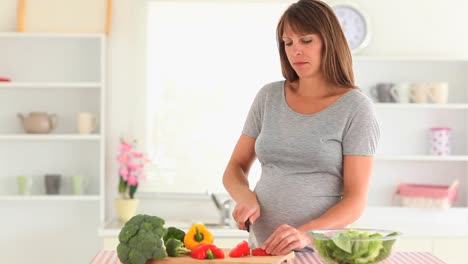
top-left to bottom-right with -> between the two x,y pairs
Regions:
330,1 -> 371,54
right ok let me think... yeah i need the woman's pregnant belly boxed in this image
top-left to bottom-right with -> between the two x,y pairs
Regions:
252,167 -> 342,245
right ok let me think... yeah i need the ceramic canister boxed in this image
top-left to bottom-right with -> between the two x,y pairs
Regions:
429,127 -> 451,156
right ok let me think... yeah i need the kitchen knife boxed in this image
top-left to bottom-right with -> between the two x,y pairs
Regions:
245,219 -> 259,249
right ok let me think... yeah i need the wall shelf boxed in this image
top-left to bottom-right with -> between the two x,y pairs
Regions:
0,82 -> 101,89
0,32 -> 105,39
0,195 -> 100,201
376,155 -> 468,161
354,58 -> 468,215
354,55 -> 468,62
0,33 -> 106,223
0,134 -> 101,141
375,103 -> 468,109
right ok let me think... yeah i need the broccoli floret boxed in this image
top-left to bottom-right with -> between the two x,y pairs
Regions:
116,243 -> 130,263
152,247 -> 168,259
163,227 -> 186,245
165,238 -> 191,257
119,224 -> 139,243
116,214 -> 168,264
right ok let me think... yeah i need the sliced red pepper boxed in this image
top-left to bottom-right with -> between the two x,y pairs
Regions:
229,240 -> 251,258
190,243 -> 225,259
252,248 -> 271,256
208,245 -> 225,259
206,249 -> 215,259
190,244 -> 211,259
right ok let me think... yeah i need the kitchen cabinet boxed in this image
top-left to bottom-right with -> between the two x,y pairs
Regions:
433,237 -> 468,264
395,237 -> 433,252
353,56 -> 468,231
0,32 -> 106,222
393,236 -> 468,263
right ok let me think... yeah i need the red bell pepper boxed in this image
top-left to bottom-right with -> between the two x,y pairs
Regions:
252,248 -> 271,256
190,243 -> 225,259
229,240 -> 251,257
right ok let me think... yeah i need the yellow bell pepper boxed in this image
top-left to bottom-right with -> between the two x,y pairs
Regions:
184,223 -> 214,249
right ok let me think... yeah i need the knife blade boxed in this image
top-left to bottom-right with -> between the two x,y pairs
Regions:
245,219 -> 259,249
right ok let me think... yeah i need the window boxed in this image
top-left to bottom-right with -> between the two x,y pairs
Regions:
143,1 -> 291,193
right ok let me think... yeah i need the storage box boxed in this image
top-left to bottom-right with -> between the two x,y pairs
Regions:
395,180 -> 459,209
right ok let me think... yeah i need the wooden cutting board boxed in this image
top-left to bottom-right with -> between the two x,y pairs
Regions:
147,249 -> 295,264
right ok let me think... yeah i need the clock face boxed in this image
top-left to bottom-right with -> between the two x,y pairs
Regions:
333,5 -> 369,52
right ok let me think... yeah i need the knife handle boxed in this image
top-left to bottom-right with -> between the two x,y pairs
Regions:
245,219 -> 251,232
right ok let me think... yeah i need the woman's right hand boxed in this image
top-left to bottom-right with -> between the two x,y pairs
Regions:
232,191 -> 261,230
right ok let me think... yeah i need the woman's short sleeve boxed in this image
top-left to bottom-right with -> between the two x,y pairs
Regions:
342,99 -> 380,156
242,86 -> 268,138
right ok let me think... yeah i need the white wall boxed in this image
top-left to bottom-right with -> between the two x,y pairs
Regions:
2,0 -> 468,263
113,0 -> 468,196
105,0 -> 148,225
344,0 -> 468,57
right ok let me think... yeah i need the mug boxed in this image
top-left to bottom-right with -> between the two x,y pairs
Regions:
428,82 -> 449,104
45,174 -> 61,195
17,175 -> 32,195
370,83 -> 398,103
72,175 -> 88,195
77,112 -> 97,134
392,83 -> 411,104
409,83 -> 429,103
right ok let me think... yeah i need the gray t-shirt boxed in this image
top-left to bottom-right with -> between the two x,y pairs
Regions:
242,80 -> 379,244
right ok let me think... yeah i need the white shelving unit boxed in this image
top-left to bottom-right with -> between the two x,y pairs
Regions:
0,134 -> 101,140
0,33 -> 106,222
376,103 -> 468,109
0,82 -> 101,89
353,56 -> 468,227
0,195 -> 100,201
376,155 -> 468,161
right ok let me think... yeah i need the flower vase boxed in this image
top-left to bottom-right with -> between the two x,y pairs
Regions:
115,198 -> 140,223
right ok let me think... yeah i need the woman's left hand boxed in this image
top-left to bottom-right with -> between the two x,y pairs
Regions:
262,224 -> 311,256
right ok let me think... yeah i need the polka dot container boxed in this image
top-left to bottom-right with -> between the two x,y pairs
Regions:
429,127 -> 451,156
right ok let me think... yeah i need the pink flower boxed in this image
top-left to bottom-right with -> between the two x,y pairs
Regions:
132,151 -> 143,158
117,155 -> 129,164
119,167 -> 129,177
127,174 -> 138,186
120,141 -> 132,152
127,163 -> 138,171
117,137 -> 149,198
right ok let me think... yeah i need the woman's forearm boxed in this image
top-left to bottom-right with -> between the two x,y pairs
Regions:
298,196 -> 366,232
222,163 -> 252,203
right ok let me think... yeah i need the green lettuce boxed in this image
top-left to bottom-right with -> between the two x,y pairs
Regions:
311,229 -> 398,264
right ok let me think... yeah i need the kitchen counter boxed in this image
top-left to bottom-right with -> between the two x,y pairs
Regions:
98,219 -> 247,238
99,218 -> 468,238
90,250 -> 447,264
98,219 -> 248,250
99,219 -> 468,263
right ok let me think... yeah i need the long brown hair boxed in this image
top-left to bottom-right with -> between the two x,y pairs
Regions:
277,0 -> 355,88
